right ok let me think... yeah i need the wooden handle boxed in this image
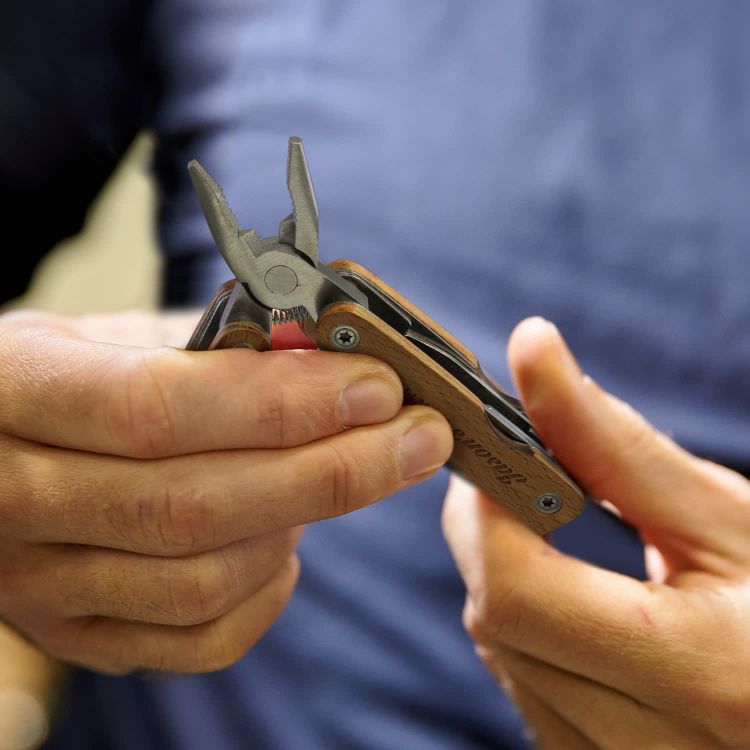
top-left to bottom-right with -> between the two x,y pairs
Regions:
329,260 -> 480,369
316,302 -> 583,534
210,321 -> 270,351
187,280 -> 271,352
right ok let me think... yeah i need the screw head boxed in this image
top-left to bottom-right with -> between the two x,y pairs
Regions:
330,325 -> 360,351
535,493 -> 563,515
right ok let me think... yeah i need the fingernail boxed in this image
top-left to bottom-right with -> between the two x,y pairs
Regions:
339,378 -> 401,426
526,317 -> 581,379
524,316 -> 560,339
400,419 -> 453,480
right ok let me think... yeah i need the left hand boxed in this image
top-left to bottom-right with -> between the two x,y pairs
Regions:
443,317 -> 750,749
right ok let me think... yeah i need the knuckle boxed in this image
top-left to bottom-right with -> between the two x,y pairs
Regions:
188,557 -> 300,674
190,627 -> 248,674
125,483 -> 218,556
254,382 -> 293,447
0,438 -> 49,529
164,556 -> 234,625
104,352 -> 178,458
156,485 -> 217,555
466,582 -> 526,647
178,557 -> 300,674
318,443 -> 364,518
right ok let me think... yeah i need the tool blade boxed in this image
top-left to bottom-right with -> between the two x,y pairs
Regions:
188,160 -> 264,281
285,136 -> 319,263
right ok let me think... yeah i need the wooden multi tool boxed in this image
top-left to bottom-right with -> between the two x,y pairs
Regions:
187,137 -> 584,534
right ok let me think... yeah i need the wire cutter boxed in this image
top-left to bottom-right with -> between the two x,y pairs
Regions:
186,137 -> 584,534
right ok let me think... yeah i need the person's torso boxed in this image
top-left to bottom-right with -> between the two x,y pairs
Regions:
26,2 -> 750,748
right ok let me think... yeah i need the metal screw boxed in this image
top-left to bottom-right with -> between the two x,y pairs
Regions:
535,493 -> 563,515
330,325 -> 361,351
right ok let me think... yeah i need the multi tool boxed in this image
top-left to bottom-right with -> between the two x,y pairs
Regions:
186,137 -> 584,534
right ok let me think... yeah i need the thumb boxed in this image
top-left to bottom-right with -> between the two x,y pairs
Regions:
508,317 -> 750,568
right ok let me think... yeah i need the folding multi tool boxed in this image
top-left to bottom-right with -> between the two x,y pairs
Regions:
186,137 -> 584,534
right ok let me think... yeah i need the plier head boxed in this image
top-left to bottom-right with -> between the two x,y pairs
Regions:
188,137 -> 366,336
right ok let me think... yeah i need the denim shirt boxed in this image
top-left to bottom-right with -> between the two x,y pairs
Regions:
4,2 -> 750,748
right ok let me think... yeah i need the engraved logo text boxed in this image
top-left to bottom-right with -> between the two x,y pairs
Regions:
452,428 -> 527,485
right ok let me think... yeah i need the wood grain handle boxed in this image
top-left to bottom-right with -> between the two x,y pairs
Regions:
329,260 -> 480,369
187,280 -> 271,352
316,302 -> 583,534
210,321 -> 271,351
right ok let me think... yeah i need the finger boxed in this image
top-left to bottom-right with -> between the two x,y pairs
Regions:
497,676 -> 597,750
37,556 -> 300,675
15,529 -> 301,626
0,314 -> 404,457
9,406 -> 453,554
494,645 -> 712,750
508,317 -> 750,567
73,314 -> 315,353
69,310 -> 201,348
443,477 -> 716,702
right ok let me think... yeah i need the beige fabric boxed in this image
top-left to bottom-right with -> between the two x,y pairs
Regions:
5,133 -> 159,314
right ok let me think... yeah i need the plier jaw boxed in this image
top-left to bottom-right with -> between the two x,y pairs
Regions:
187,137 -> 584,534
186,136 -> 366,349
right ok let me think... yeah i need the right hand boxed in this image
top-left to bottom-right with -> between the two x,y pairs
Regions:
0,310 -> 452,675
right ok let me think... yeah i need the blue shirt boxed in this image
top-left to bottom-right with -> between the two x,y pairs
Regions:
4,2 -> 750,748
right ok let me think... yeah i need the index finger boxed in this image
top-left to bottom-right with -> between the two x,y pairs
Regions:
0,314 -> 402,457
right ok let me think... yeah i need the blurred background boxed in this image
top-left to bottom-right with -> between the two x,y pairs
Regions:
4,134 -> 159,315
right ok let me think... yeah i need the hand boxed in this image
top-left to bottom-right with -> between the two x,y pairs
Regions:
443,317 -> 750,749
0,310 -> 452,675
